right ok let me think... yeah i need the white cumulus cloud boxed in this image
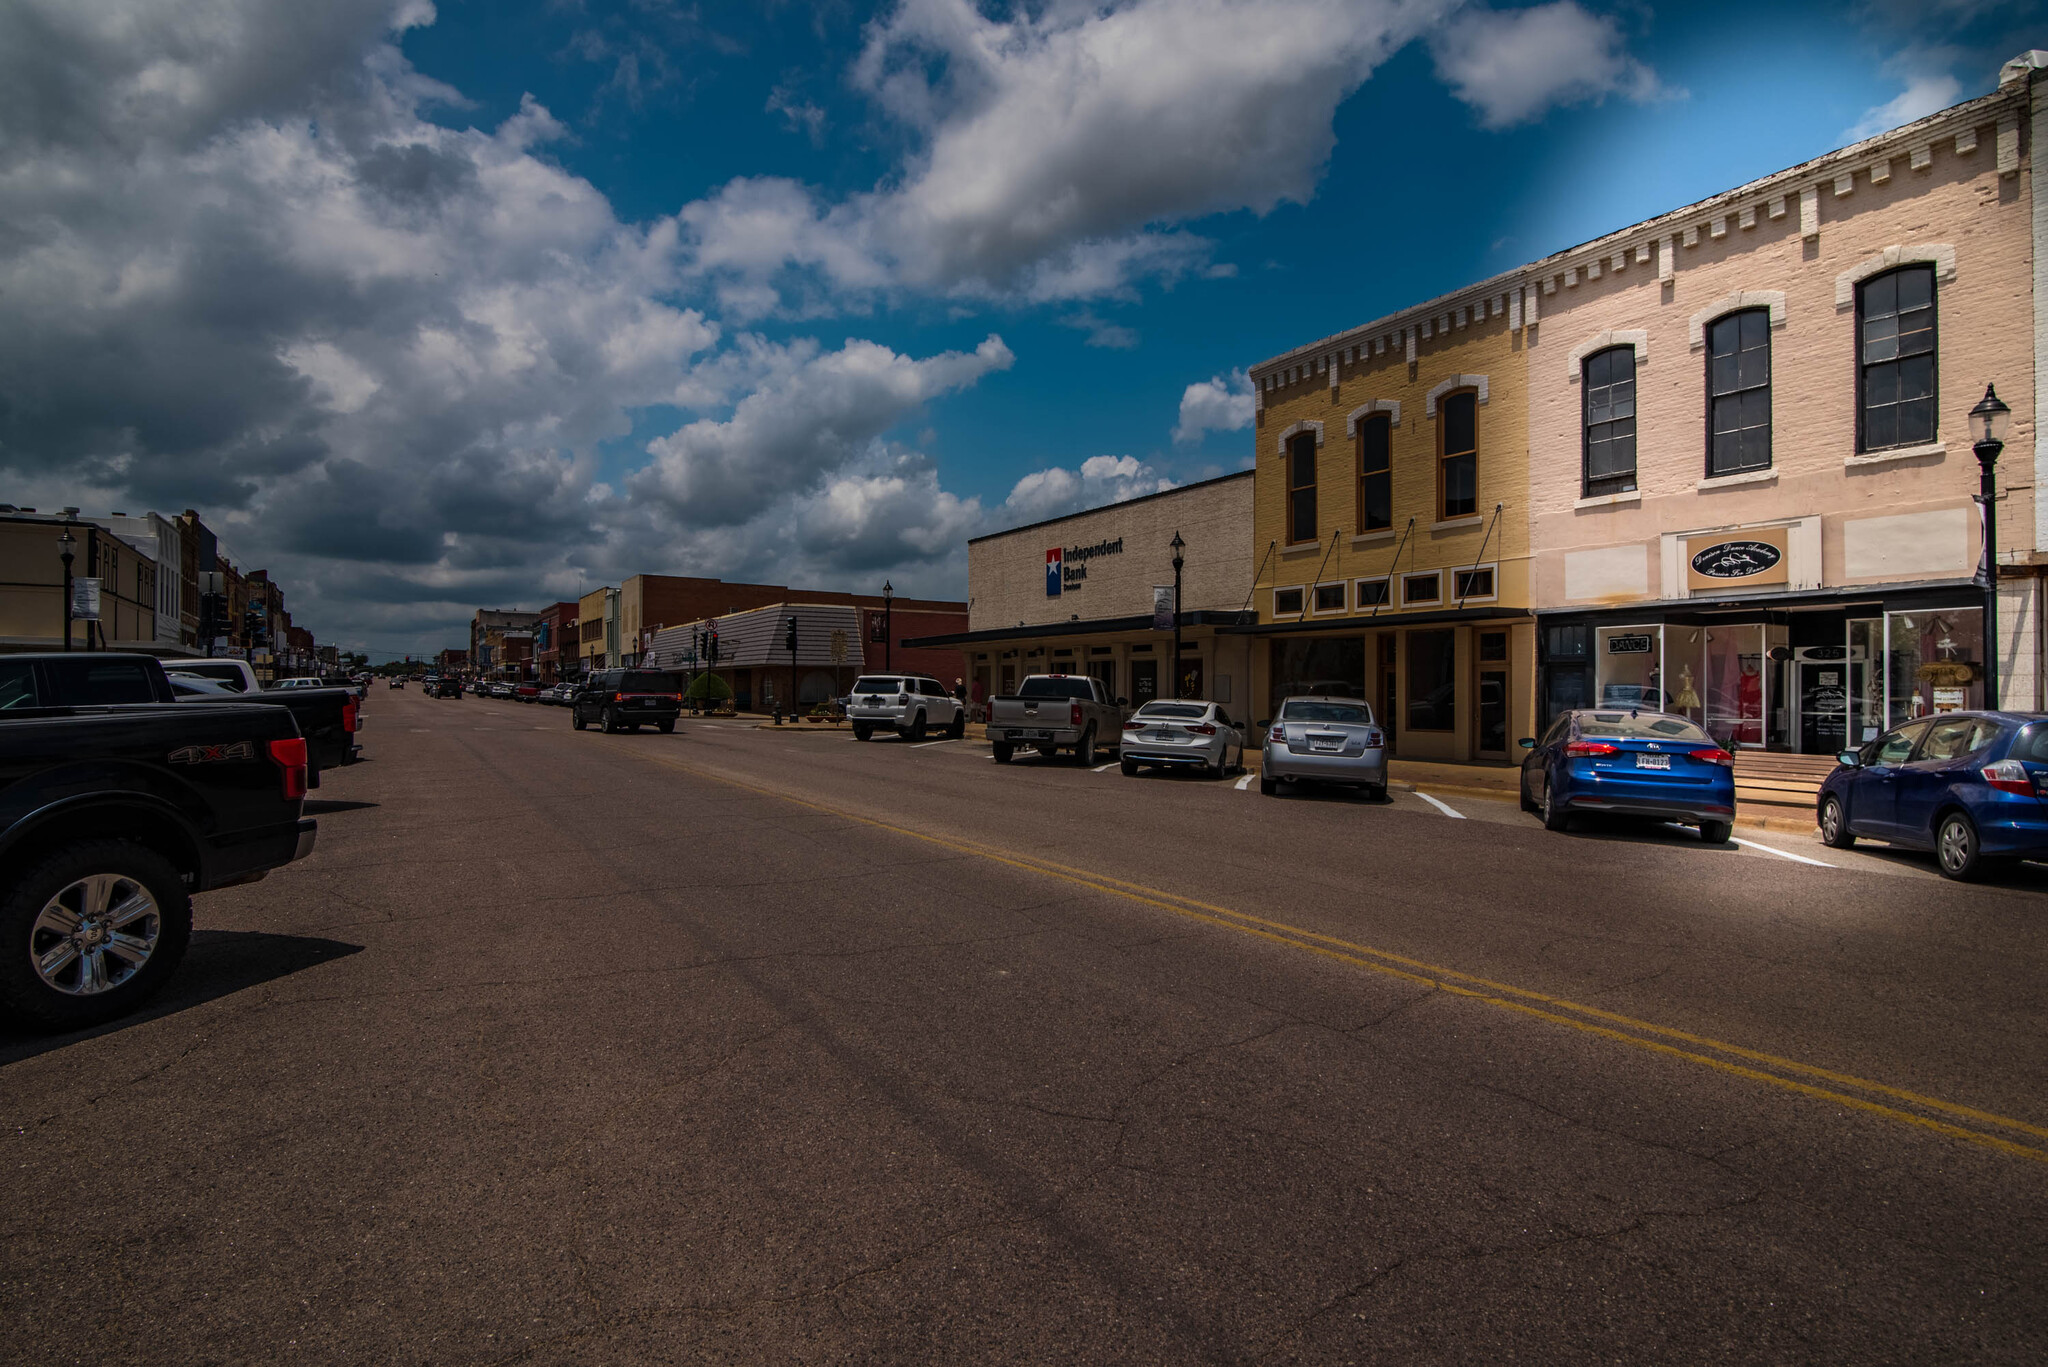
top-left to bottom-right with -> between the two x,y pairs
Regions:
1430,1 -> 1670,129
1172,370 -> 1256,445
1842,73 -> 1963,143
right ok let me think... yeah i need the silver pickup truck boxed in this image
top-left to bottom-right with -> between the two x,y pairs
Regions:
987,674 -> 1126,766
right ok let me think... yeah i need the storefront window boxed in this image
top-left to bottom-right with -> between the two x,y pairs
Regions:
1269,637 -> 1364,717
1405,630 -> 1456,732
1594,625 -> 1663,709
1886,609 -> 1985,725
1698,624 -> 1765,747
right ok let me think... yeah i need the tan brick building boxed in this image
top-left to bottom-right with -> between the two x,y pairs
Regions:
1522,59 -> 2041,754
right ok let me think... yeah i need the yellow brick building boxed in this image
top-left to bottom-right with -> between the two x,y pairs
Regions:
1247,285 -> 1537,764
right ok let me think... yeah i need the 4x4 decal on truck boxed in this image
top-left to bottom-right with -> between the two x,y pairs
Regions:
168,742 -> 256,764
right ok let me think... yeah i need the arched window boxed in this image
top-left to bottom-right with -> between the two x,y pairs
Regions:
1439,391 -> 1477,519
1287,430 -> 1318,543
1857,264 -> 1937,451
1356,414 -> 1392,532
1581,346 -> 1637,497
1707,309 -> 1771,476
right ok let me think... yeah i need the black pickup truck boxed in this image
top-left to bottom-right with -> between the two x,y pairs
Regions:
0,654 -> 318,1028
41,652 -> 362,776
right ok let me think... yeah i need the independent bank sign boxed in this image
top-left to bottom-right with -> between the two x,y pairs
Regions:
1045,537 -> 1124,596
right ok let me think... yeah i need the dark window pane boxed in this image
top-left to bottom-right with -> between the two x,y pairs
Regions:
1737,347 -> 1768,389
1899,398 -> 1935,444
1899,353 -> 1934,400
1444,393 -> 1476,455
1740,309 -> 1769,347
1896,264 -> 1931,309
1359,417 -> 1390,473
1404,573 -> 1440,603
1865,403 -> 1897,449
1866,362 -> 1900,405
1443,452 -> 1476,517
1710,315 -> 1739,354
1864,270 -> 1895,315
1290,488 -> 1316,542
1711,352 -> 1738,394
1742,388 -> 1771,429
1361,471 -> 1391,530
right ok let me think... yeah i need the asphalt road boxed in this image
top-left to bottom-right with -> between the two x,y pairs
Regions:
5,688 -> 2046,1364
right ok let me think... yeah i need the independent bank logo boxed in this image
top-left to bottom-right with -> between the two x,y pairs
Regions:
1045,547 -> 1062,597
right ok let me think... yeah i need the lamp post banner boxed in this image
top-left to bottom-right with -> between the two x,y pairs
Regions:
70,577 -> 102,621
1152,586 -> 1176,631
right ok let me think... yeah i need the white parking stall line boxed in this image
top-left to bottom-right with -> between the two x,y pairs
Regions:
1234,772 -> 1256,791
1092,761 -> 1118,772
1414,791 -> 1466,819
914,738 -> 960,749
1732,836 -> 1834,868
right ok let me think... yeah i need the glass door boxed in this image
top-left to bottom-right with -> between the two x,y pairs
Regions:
1700,624 -> 1765,747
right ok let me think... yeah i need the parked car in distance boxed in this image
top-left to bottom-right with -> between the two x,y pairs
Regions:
846,674 -> 966,742
1521,708 -> 1735,843
1259,696 -> 1388,798
514,683 -> 540,703
0,660 -> 317,1028
1818,710 -> 2048,881
428,677 -> 462,699
1120,700 -> 1246,778
165,659 -> 260,693
571,669 -> 684,734
987,674 -> 1126,765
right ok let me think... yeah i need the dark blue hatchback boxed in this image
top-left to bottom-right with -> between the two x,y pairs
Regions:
1520,708 -> 1738,843
1817,711 -> 2048,880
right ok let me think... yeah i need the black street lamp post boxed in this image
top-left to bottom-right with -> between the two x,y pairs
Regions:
1969,384 -> 2011,711
58,525 -> 75,652
881,579 -> 893,672
1170,531 -> 1185,699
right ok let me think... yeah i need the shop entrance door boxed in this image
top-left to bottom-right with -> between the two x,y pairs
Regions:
1795,657 -> 1864,755
1086,658 -> 1116,700
1130,659 -> 1158,705
1474,631 -> 1509,759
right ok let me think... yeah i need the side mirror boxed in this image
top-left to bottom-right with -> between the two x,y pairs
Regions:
1116,697 -> 1128,707
1518,737 -> 1536,749
1256,719 -> 1271,729
1836,749 -> 1862,767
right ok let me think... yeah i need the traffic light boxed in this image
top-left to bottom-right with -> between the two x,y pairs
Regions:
707,625 -> 719,663
785,617 -> 798,652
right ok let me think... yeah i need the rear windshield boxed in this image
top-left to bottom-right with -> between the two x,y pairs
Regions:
1579,712 -> 1710,742
179,663 -> 249,691
1279,701 -> 1373,724
852,677 -> 904,694
1018,677 -> 1095,700
1135,703 -> 1206,720
619,671 -> 682,693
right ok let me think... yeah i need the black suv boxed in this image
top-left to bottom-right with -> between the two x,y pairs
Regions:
427,677 -> 462,699
571,669 -> 684,734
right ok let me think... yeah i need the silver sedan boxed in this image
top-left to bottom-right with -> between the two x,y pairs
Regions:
1259,696 -> 1388,799
1119,700 -> 1246,778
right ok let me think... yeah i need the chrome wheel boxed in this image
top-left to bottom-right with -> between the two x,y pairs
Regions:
1820,799 -> 1840,843
1937,815 -> 1976,878
30,874 -> 161,996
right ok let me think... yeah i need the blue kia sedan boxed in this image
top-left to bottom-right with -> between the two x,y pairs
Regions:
1520,709 -> 1737,842
1817,711 -> 2048,880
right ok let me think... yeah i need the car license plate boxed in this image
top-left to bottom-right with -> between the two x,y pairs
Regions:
1014,729 -> 1051,741
1149,730 -> 1175,740
1635,753 -> 1671,769
1311,738 -> 1341,751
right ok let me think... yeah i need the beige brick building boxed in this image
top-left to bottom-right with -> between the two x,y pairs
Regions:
1522,59 -> 2041,754
916,473 -> 1256,711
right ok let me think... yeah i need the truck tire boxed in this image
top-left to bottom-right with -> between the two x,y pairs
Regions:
602,707 -> 620,734
1074,727 -> 1096,766
947,711 -> 966,740
572,709 -> 586,731
993,743 -> 1013,764
656,720 -> 674,734
0,839 -> 192,1031
853,723 -> 872,741
906,711 -> 928,741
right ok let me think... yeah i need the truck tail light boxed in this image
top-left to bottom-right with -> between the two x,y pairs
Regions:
1184,723 -> 1217,736
268,737 -> 308,801
1689,747 -> 1736,767
341,699 -> 359,732
615,692 -> 626,702
1982,760 -> 2036,796
1565,741 -> 1617,758
1070,701 -> 1082,727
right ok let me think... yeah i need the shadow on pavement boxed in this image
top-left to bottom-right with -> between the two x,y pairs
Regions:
303,799 -> 379,814
0,930 -> 363,1066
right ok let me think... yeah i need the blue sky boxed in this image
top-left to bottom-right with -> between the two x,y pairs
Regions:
3,0 -> 2042,656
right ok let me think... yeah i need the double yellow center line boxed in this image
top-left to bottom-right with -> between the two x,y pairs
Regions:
652,754 -> 2048,1166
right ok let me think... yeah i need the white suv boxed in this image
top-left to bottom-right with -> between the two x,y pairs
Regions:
846,674 -> 966,742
